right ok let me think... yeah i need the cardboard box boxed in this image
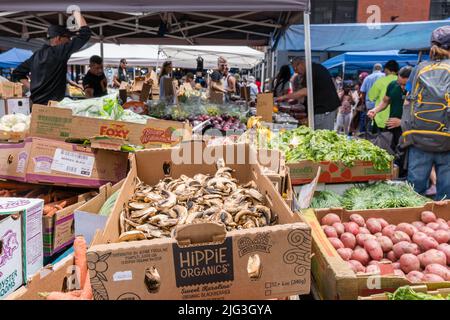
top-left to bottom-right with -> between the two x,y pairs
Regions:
88,143 -> 312,300
0,214 -> 23,299
13,83 -> 23,98
288,160 -> 394,185
42,191 -> 97,258
6,254 -> 75,300
74,180 -> 124,246
359,285 -> 450,300
0,198 -> 44,282
0,81 -> 15,99
29,104 -> 191,151
299,202 -> 450,300
6,98 -> 30,115
131,77 -> 152,102
0,137 -> 129,188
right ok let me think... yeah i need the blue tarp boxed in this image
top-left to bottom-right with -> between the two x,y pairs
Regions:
0,48 -> 32,68
276,20 -> 450,52
322,50 -> 423,71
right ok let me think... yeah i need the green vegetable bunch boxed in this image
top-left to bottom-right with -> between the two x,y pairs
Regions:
310,182 -> 429,210
270,126 -> 394,171
387,286 -> 450,300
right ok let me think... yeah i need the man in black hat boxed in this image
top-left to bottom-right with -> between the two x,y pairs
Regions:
13,11 -> 91,105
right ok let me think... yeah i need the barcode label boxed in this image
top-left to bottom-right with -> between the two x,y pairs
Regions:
51,148 -> 95,177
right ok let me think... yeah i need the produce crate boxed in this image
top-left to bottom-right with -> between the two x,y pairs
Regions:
358,285 -> 450,300
29,104 -> 191,151
89,143 -> 312,300
288,160 -> 394,186
299,202 -> 450,300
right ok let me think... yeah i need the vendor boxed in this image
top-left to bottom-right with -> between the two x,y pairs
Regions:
181,73 -> 195,92
209,56 -> 228,95
159,61 -> 175,100
12,11 -> 90,105
113,58 -> 129,87
276,57 -> 340,130
83,55 -> 108,98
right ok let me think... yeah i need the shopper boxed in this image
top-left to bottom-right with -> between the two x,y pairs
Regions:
247,76 -> 259,100
223,65 -> 237,96
159,61 -> 174,99
368,60 -> 400,133
83,55 -> 108,98
401,26 -> 450,200
113,58 -> 129,87
368,66 -> 412,172
255,77 -> 262,93
272,65 -> 292,98
209,56 -> 228,95
276,57 -> 340,130
360,64 -> 385,132
12,11 -> 90,105
335,88 -> 353,135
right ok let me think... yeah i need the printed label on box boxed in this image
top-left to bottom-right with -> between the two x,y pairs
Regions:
51,148 -> 95,177
16,151 -> 28,174
33,156 -> 53,173
172,237 -> 234,287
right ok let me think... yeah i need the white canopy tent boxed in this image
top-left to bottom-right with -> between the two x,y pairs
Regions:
69,43 -> 164,66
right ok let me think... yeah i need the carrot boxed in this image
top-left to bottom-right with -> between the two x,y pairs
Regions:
74,236 -> 88,290
80,274 -> 93,300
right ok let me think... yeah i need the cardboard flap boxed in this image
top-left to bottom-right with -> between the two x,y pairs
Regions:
256,93 -> 274,122
174,222 -> 226,246
297,167 -> 321,209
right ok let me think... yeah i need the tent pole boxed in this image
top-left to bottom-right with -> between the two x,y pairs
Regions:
100,26 -> 104,60
261,59 -> 266,92
342,61 -> 345,80
304,1 -> 315,129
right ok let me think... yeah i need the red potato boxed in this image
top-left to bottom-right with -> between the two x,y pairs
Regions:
392,262 -> 401,270
351,248 -> 370,266
419,226 -> 435,237
424,264 -> 450,281
412,221 -> 425,229
328,237 -> 345,250
377,236 -> 394,252
437,222 -> 449,231
368,260 -> 380,266
399,254 -> 421,274
341,232 -> 356,249
344,222 -> 360,236
394,269 -> 405,277
407,271 -> 424,283
349,214 -> 365,227
366,264 -> 381,274
377,218 -> 389,229
332,222 -> 345,237
386,250 -> 397,262
427,222 -> 440,231
417,236 -> 439,251
347,260 -> 366,273
422,274 -> 445,282
396,223 -> 418,238
358,227 -> 371,235
337,248 -> 353,261
374,232 -> 382,237
364,239 -> 383,261
393,241 -> 420,258
418,249 -> 447,268
356,234 -> 376,247
412,232 -> 428,246
432,230 -> 450,244
436,244 -> 450,264
421,211 -> 437,224
323,226 -> 338,238
391,231 -> 411,244
321,213 -> 341,226
382,225 -> 397,238
366,218 -> 382,234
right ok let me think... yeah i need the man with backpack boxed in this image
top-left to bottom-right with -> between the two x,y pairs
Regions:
401,26 -> 450,200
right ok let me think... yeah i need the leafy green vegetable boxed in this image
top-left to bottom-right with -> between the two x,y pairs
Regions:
269,126 -> 394,171
387,286 -> 449,300
310,190 -> 343,209
310,182 -> 428,210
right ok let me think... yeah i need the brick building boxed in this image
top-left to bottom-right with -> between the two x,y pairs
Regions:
310,0 -> 449,24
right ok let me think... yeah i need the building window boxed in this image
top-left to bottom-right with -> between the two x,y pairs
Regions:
430,0 -> 450,20
311,0 -> 357,24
